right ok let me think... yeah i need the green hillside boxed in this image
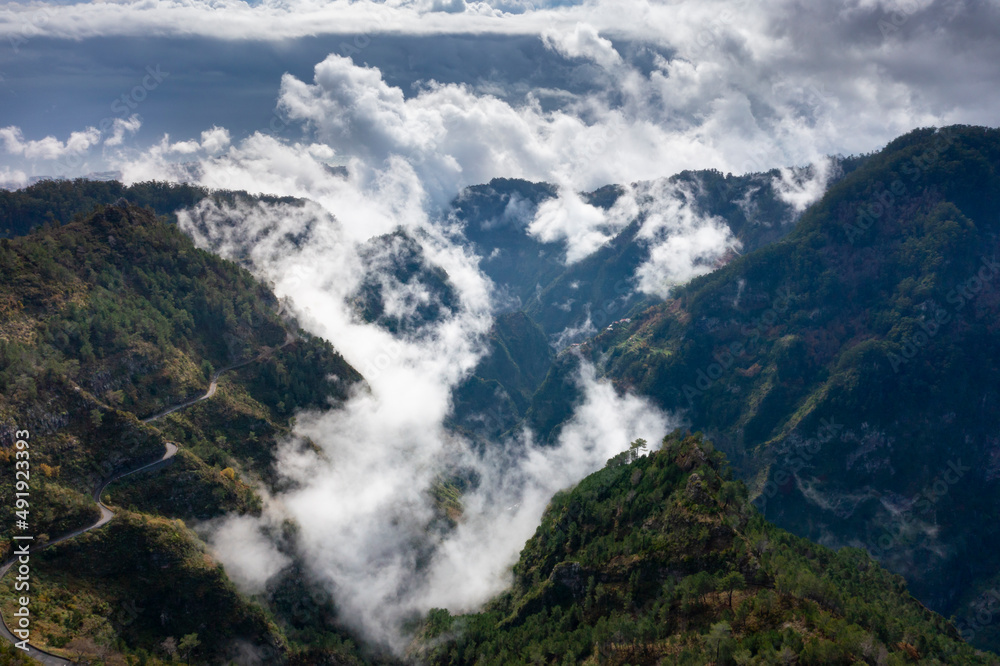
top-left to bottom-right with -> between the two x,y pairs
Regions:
450,311 -> 555,444
418,432 -> 993,665
582,125 -> 1000,648
0,201 -> 367,663
0,178 -> 300,239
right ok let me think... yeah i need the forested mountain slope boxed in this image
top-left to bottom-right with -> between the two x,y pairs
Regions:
451,158 -> 868,343
418,432 -> 994,665
579,125 -> 1000,649
0,202 -> 369,663
0,179 -> 299,238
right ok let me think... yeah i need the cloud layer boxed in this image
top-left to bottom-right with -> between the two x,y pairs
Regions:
5,0 -> 1000,185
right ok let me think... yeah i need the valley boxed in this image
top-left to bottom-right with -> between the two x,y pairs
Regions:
0,126 -> 999,664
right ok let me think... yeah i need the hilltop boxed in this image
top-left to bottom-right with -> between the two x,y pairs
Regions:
418,432 -> 994,665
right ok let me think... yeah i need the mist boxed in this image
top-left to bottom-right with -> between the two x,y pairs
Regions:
177,193 -> 674,650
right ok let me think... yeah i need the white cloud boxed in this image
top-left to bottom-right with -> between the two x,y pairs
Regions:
199,126 -> 231,154
168,139 -> 202,154
261,49 -> 852,211
417,361 -> 672,614
45,0 -> 995,198
0,167 -> 28,190
0,125 -> 100,160
614,179 -> 741,298
426,0 -> 468,13
15,0 -> 995,215
275,54 -> 564,205
169,172 -> 673,649
772,156 -> 839,213
527,187 -> 620,262
104,115 -> 142,147
542,22 -> 622,70
205,515 -> 291,595
21,0 -> 996,653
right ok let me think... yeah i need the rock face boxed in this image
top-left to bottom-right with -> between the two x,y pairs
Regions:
686,472 -> 713,505
548,561 -> 586,600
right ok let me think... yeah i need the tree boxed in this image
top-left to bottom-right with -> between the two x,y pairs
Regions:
719,481 -> 742,509
679,571 -> 715,611
179,633 -> 200,663
778,645 -> 798,665
628,438 -> 648,461
733,598 -> 752,632
719,571 -> 746,608
65,637 -> 101,662
707,621 -> 733,664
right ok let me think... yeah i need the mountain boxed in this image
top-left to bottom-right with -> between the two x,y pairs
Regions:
2,127 -> 998,662
447,166 -> 852,441
578,125 -> 1000,649
449,311 -> 554,443
450,159 -> 868,345
417,432 -> 994,665
0,178 -> 302,239
352,228 -> 460,335
0,201 -> 369,663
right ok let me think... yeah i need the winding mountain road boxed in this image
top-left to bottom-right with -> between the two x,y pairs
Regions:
0,443 -> 179,665
0,340 -> 289,663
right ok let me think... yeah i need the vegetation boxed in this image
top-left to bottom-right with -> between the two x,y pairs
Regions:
582,125 -> 1000,648
418,432 -> 995,665
0,178 -> 300,238
0,512 -> 283,664
450,311 -> 555,444
1,128 -> 997,662
0,194 -> 366,661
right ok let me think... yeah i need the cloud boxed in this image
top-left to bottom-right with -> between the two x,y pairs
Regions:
20,0 -> 996,654
44,0 -> 989,198
175,192 -> 491,646
426,0 -> 468,13
772,156 -> 839,213
205,515 -> 291,595
416,360 -> 673,614
0,167 -> 28,190
275,53 -> 567,206
104,115 -> 142,147
156,127 -> 232,155
0,125 -> 100,160
168,139 -> 202,155
611,179 -> 741,298
199,126 -> 231,154
527,187 -> 621,262
20,0 -> 999,211
172,179 -> 672,649
542,22 -> 622,70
